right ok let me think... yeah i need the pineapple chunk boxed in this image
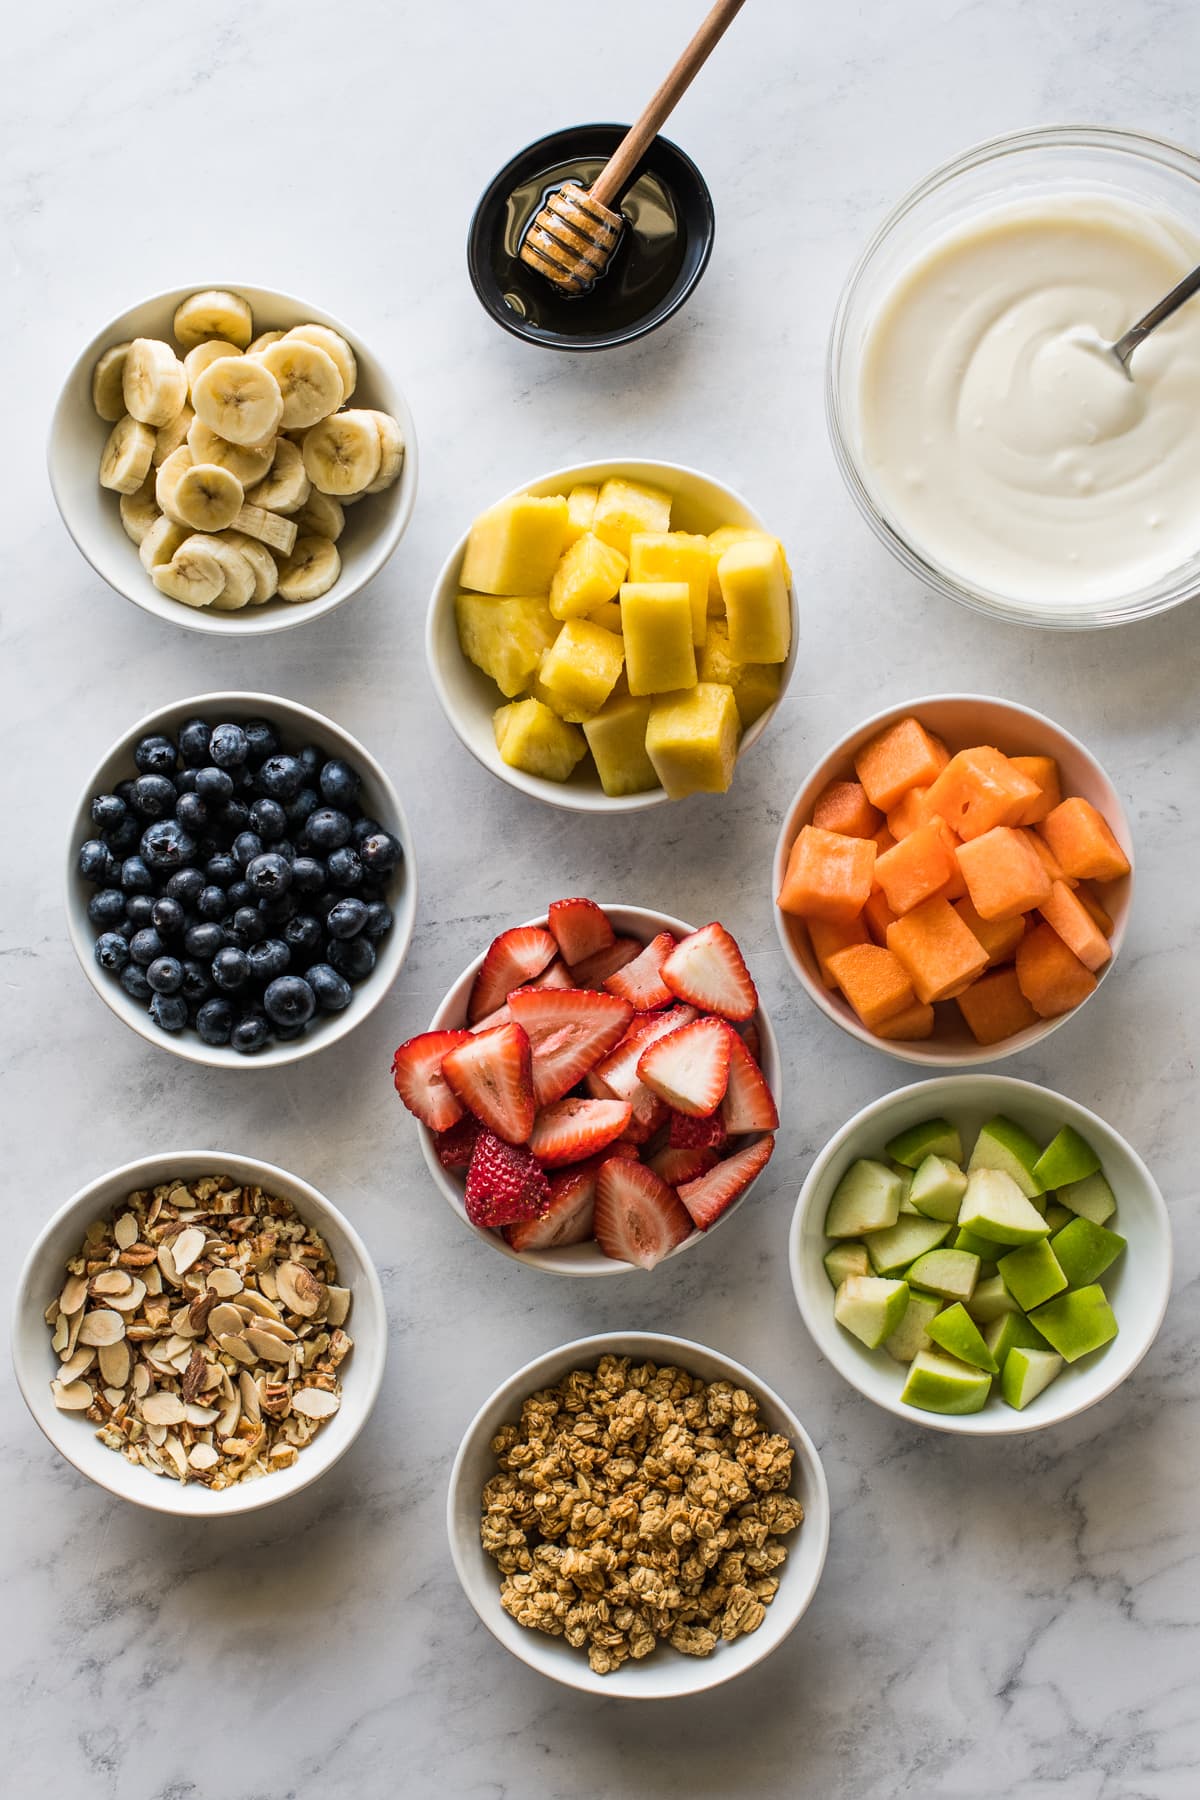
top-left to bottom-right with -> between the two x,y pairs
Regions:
564,483 -> 599,545
628,531 -> 710,646
697,620 -> 784,727
535,619 -> 625,722
493,698 -> 587,783
455,592 -> 557,698
620,582 -> 697,696
706,527 -> 792,614
645,683 -> 742,799
461,493 -> 569,595
583,693 -> 658,797
587,600 -> 624,632
549,533 -> 627,620
591,477 -> 672,555
718,538 -> 791,663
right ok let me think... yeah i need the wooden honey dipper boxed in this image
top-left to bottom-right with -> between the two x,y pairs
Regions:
518,0 -> 748,295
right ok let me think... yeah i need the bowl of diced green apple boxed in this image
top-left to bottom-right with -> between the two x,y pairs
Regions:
790,1074 -> 1170,1434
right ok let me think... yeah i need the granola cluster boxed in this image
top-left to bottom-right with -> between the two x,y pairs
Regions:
480,1355 -> 804,1674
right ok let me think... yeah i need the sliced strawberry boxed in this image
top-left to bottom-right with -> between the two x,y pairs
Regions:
648,1144 -> 720,1185
603,931 -> 676,1010
507,987 -> 633,1107
637,1015 -> 732,1117
593,1158 -> 695,1270
391,1029 -> 473,1131
504,1159 -> 600,1251
721,1026 -> 779,1133
618,1090 -> 669,1145
432,1115 -> 479,1169
668,1109 -> 729,1151
530,959 -> 573,990
548,897 -> 615,965
677,1136 -> 774,1230
464,1131 -> 551,1227
529,1097 -> 633,1167
442,1022 -> 535,1144
661,923 -> 758,1022
570,937 -> 643,989
468,926 -> 557,1023
740,1019 -> 762,1065
470,1002 -> 511,1034
586,1005 -> 698,1099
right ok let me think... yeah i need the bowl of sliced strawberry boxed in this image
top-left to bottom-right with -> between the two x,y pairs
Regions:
391,898 -> 782,1274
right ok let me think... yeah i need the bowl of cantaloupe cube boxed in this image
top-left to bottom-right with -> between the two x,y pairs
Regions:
426,461 -> 796,811
790,1074 -> 1171,1435
772,694 -> 1133,1064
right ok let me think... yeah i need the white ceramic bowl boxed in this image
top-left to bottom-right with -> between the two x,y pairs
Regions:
446,1331 -> 830,1696
67,690 -> 417,1068
48,282 -> 418,636
790,1074 -> 1171,1436
417,904 -> 782,1275
12,1150 -> 388,1515
425,459 -> 797,813
772,694 -> 1133,1066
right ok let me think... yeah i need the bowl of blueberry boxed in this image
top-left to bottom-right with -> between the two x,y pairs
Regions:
68,692 -> 416,1063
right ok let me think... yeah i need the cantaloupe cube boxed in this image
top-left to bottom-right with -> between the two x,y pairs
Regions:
629,531 -> 710,645
1010,755 -> 1061,825
455,592 -> 557,698
587,600 -> 624,633
874,999 -> 936,1041
808,916 -> 870,988
535,619 -> 625,722
812,779 -> 882,839
549,533 -> 628,620
862,887 -> 899,945
493,698 -> 587,782
706,527 -> 791,613
621,582 -> 696,695
1038,881 -> 1112,972
826,944 -> 915,1030
1023,827 -> 1073,886
1015,922 -> 1098,1018
887,784 -> 937,840
1037,797 -> 1131,882
953,897 -> 1025,965
564,483 -> 599,545
956,967 -> 1040,1045
696,621 -> 782,727
955,826 -> 1052,922
875,820 -> 958,916
1076,884 -> 1115,937
855,717 -> 948,812
461,493 -> 570,595
873,825 -> 898,858
886,897 -> 990,1004
930,817 -> 967,900
925,747 -> 1041,842
645,682 -> 740,799
591,477 -> 672,554
718,539 -> 791,664
778,825 -> 876,924
582,693 -> 657,796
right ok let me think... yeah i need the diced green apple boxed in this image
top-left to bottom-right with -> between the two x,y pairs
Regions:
1029,1284 -> 1119,1361
997,1239 -> 1068,1311
884,1289 -> 943,1364
905,1247 -> 981,1302
909,1154 -> 968,1223
927,1302 -> 1000,1373
954,1226 -> 1008,1261
1032,1125 -> 1101,1191
1044,1202 -> 1074,1232
984,1310 -> 1048,1366
885,1118 -> 963,1169
968,1116 -> 1045,1198
824,1160 -> 903,1237
1057,1171 -> 1117,1225
900,1349 -> 992,1415
834,1275 -> 910,1349
896,1168 -> 919,1215
1049,1217 -> 1126,1288
958,1168 -> 1050,1247
1000,1346 -> 1064,1410
965,1274 -> 1019,1324
823,1242 -> 870,1288
865,1215 -> 951,1275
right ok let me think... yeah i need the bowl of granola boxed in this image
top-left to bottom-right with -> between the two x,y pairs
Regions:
12,1151 -> 386,1515
446,1332 -> 830,1696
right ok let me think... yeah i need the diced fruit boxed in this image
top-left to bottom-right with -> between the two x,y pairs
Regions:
864,1215 -> 951,1275
669,1110 -> 728,1151
886,1120 -> 963,1168
965,1275 -> 1019,1324
637,1015 -> 731,1116
1015,922 -> 1098,1018
677,1135 -> 774,1229
461,492 -> 570,595
535,618 -> 625,722
886,784 -> 937,841
854,716 -> 949,812
968,1116 -> 1045,1197
549,532 -> 628,619
507,986 -> 632,1107
895,1169 -> 917,1213
874,821 -> 958,916
884,1288 -> 943,1362
984,1310 -> 1048,1366
469,925 -> 558,1022
997,1239 -> 1067,1311
1000,1346 -> 1064,1410
695,621 -> 782,727
812,778 -> 883,839
720,1027 -> 779,1132
391,1028 -> 474,1130
1076,884 -> 1115,937
1024,828 -> 1071,887
824,1242 -> 871,1288
1037,797 -> 1131,883
717,537 -> 791,663
649,1145 -> 720,1186
529,1097 -> 634,1166
604,931 -> 675,1010
909,1154 -> 968,1222
1028,1284 -> 1119,1361
1037,881 -> 1113,971
955,826 -> 1052,921
464,1132 -> 551,1227
904,1248 -> 980,1301
1050,1217 -> 1126,1287
705,526 -> 789,610
504,1160 -> 599,1251
956,967 -> 1040,1045
958,1168 -> 1049,1246
873,999 -> 936,1041
1044,1202 -> 1074,1232
927,1302 -> 999,1373
1010,754 -> 1061,825
629,531 -> 710,644
456,592 -> 557,696
570,937 -> 644,988
824,1159 -> 903,1237
582,693 -> 658,797
834,1275 -> 910,1349
886,897 -> 989,1003
493,699 -> 588,783
660,922 -> 757,1021
588,600 -> 624,632
645,683 -> 741,798
952,897 -> 1025,965
954,1227 -> 1007,1262
826,943 -> 915,1031
432,1115 -> 479,1170
900,1349 -> 991,1415
925,747 -> 1041,842
593,1156 -> 693,1269
778,825 -> 876,924
441,1022 -> 536,1146
1057,1170 -> 1117,1225
807,918 -> 871,991
1032,1126 -> 1100,1191
591,477 -> 672,555
563,483 -> 599,544
547,898 -> 615,966
587,1005 -> 697,1098
621,1088 -> 670,1144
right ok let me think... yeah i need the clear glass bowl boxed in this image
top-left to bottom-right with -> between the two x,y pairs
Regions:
826,125 -> 1200,629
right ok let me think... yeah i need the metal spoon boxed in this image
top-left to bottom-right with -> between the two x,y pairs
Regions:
1109,260 -> 1200,374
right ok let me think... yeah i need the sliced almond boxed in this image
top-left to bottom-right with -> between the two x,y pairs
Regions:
59,1273 -> 89,1314
78,1309 -> 125,1347
59,1347 -> 98,1383
276,1260 -> 326,1318
113,1212 -> 139,1250
243,1327 -> 292,1364
325,1286 -> 351,1327
51,1314 -> 69,1355
238,1370 -> 262,1423
98,1340 -> 131,1388
156,1240 -> 180,1286
107,1277 -> 147,1313
292,1388 -> 340,1421
206,1268 -> 243,1297
208,1302 -> 247,1338
237,1289 -> 283,1323
102,1386 -> 127,1409
141,1392 -> 187,1426
131,1362 -> 151,1398
218,1333 -> 257,1365
188,1442 -> 220,1472
184,1402 -> 219,1426
170,1226 -> 206,1274
91,1268 -> 134,1298
51,1378 -> 94,1411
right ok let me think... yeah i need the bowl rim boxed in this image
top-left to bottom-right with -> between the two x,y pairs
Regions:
466,124 -> 716,352
770,691 -> 1134,1066
47,279 -> 419,637
417,903 -> 783,1276
66,689 -> 418,1069
11,1148 -> 388,1515
788,1072 -> 1172,1436
425,456 -> 797,814
825,123 -> 1200,629
445,1328 -> 831,1695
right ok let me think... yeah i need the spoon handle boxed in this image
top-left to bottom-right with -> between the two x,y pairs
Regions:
1112,260 -> 1200,368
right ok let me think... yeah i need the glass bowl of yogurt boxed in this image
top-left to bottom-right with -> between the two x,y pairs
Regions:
827,126 -> 1200,628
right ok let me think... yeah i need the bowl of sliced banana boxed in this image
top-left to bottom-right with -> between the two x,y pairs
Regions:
48,284 -> 419,635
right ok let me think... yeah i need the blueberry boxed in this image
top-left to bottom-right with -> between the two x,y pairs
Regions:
329,934 -> 376,980
360,829 -> 403,874
284,913 -> 323,957
117,919 -> 137,941
119,963 -> 153,1001
229,831 -> 260,870
87,887 -> 126,929
263,975 -> 316,1028
242,719 -> 279,766
229,905 -> 267,946
326,897 -> 368,939
179,717 -> 213,765
175,791 -> 208,832
166,867 -> 205,908
151,896 -> 185,937
257,754 -> 305,801
147,955 -> 184,994
180,959 -> 212,1001
349,816 -> 382,850
129,927 -> 164,967
231,1014 -> 270,1055
196,998 -> 234,1045
249,797 -> 287,839
223,799 -> 251,836
195,766 -> 235,805
309,890 -> 337,922
298,744 -> 322,778
134,734 -> 178,777
212,946 -> 251,992
130,774 -> 176,818
305,807 -> 351,853
247,938 -> 290,982
326,847 -> 363,890
273,838 -> 297,865
124,893 -> 155,928
290,855 -> 325,894
94,931 -> 130,973
150,992 -> 188,1032
246,851 -> 292,897
197,885 -> 231,921
140,819 -> 196,872
258,894 -> 296,926
271,1021 -> 309,1042
205,852 -> 239,889
284,787 -> 319,829
121,855 -> 154,893
78,840 -> 115,883
209,723 -> 249,767
114,777 -> 137,806
307,962 -> 353,1011
318,757 -> 360,808
91,793 -> 126,831
175,768 -> 198,793
104,813 -> 141,854
364,900 -> 394,939
226,879 -> 254,910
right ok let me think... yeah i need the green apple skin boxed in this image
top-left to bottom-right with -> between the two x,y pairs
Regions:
968,1116 -> 1046,1198
824,1160 -> 903,1237
984,1311 -> 1048,1366
1044,1202 -> 1074,1232
927,1302 -> 1000,1374
1029,1284 -> 1119,1362
905,1247 -> 981,1302
958,1168 -> 1050,1246
1050,1217 -> 1126,1288
834,1275 -> 910,1350
997,1240 -> 1068,1312
885,1118 -> 963,1169
965,1274 -> 1019,1324
884,1290 -> 943,1364
1032,1126 -> 1101,1191
909,1154 -> 968,1223
954,1227 -> 1009,1261
901,1350 -> 992,1415
1058,1171 -> 1117,1226
1001,1347 -> 1064,1410
865,1215 -> 951,1275
823,1242 -> 870,1288
895,1168 -> 919,1215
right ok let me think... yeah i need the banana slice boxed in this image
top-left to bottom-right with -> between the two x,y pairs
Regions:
231,503 -> 297,555
119,475 -> 160,544
295,490 -> 345,542
192,356 -> 283,446
185,534 -> 256,609
151,541 -> 226,608
139,516 -> 189,572
173,462 -> 244,532
247,330 -> 285,354
364,410 -> 404,493
153,402 -> 195,468
187,419 -> 275,487
222,530 -> 279,603
184,339 -> 242,396
286,324 -> 357,401
301,411 -> 381,496
92,342 -> 132,421
99,415 -> 156,493
173,289 -> 253,351
258,338 -> 343,429
277,534 -> 341,602
122,338 -> 188,427
155,445 -> 194,523
245,438 -> 310,514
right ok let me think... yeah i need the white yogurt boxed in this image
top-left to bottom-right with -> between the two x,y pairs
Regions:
857,196 -> 1200,607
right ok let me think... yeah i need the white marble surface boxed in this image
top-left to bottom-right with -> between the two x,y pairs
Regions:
3,1 -> 1200,1795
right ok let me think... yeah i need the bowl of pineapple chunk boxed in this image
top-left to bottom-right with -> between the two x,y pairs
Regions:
426,461 -> 796,811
